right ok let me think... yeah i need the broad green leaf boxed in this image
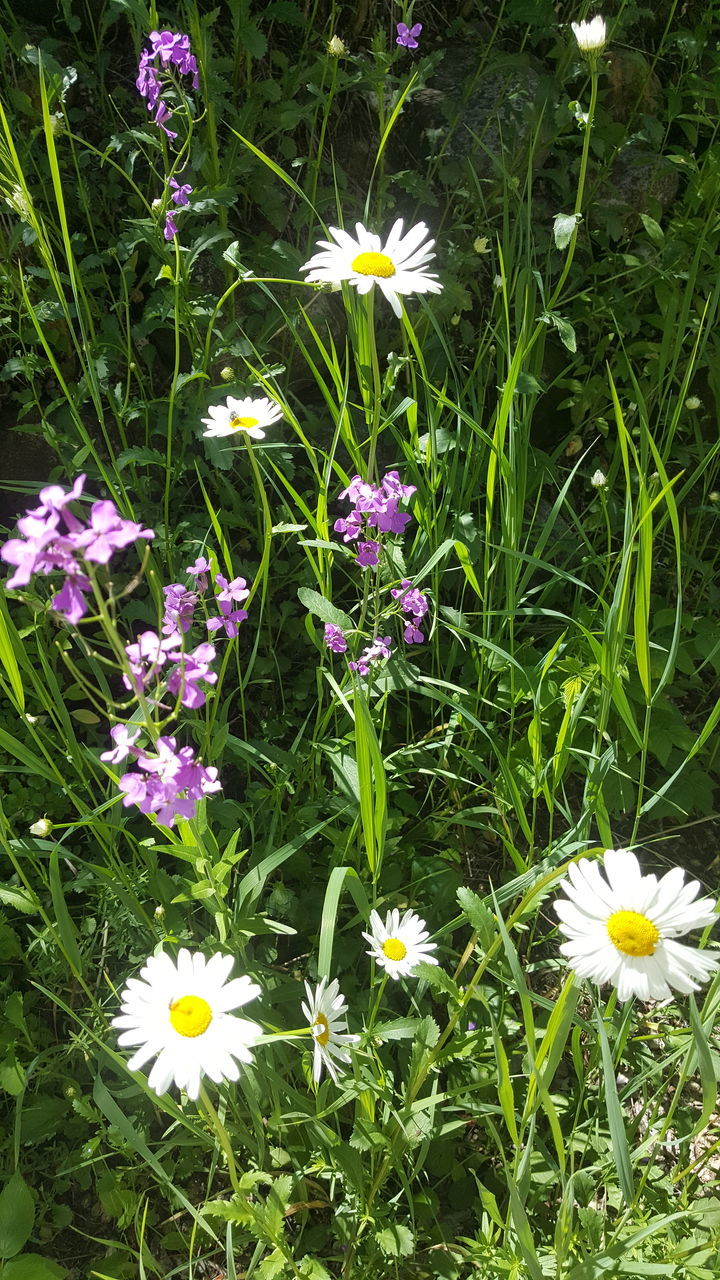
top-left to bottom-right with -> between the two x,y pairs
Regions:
375,1224 -> 414,1257
2,1255 -> 65,1279
0,1173 -> 35,1259
297,587 -> 352,631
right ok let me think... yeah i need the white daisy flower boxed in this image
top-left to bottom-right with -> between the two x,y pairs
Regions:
300,220 -> 442,319
201,395 -> 283,440
363,907 -> 438,980
554,849 -> 719,1002
113,949 -> 262,1099
301,977 -> 359,1084
571,16 -> 607,52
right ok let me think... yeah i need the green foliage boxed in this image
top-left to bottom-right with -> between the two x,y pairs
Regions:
0,0 -> 718,1277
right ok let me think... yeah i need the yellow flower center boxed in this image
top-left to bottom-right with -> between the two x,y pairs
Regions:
606,910 -> 660,957
351,251 -> 396,279
313,1013 -> 330,1047
382,937 -> 407,962
229,415 -> 259,431
169,994 -> 213,1038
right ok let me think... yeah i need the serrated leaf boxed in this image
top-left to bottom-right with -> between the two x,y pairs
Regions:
541,310 -> 577,353
375,1224 -> 414,1257
457,887 -> 496,947
0,1173 -> 35,1259
297,587 -> 352,631
0,887 -> 39,914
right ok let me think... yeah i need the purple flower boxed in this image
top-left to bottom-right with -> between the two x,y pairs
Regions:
72,502 -> 154,564
169,177 -> 193,206
148,30 -> 200,87
214,573 -> 250,606
355,541 -> 380,569
101,724 -> 144,765
162,583 -> 199,635
186,556 -> 211,590
166,641 -> 217,710
396,21 -> 422,49
123,629 -> 179,693
403,621 -> 424,644
334,512 -> 363,543
334,470 -> 415,559
1,477 -> 154,624
118,735 -> 221,828
164,212 -> 179,241
51,573 -> 92,624
349,635 -> 393,677
324,623 -> 348,654
136,49 -> 161,108
206,574 -> 250,639
153,100 -> 177,140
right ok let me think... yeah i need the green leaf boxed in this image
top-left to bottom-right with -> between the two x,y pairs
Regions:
595,1008 -> 634,1204
2,1255 -> 66,1279
297,587 -> 352,631
541,310 -> 577,353
49,846 -> 83,977
640,213 -> 664,245
375,1224 -> 414,1257
0,1173 -> 35,1259
553,211 -> 581,250
456,888 -> 496,947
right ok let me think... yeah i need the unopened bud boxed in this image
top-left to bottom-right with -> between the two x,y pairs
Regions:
591,469 -> 607,488
220,366 -> 234,382
685,396 -> 701,411
327,35 -> 348,56
29,817 -> 53,837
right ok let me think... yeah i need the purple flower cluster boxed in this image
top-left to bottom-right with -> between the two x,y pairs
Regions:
334,471 -> 416,569
102,732 -> 221,829
123,630 -> 218,711
0,475 -> 154,624
160,562 -> 250,641
391,578 -> 429,644
136,29 -> 199,141
349,636 -> 393,678
164,176 -> 194,242
324,623 -> 348,654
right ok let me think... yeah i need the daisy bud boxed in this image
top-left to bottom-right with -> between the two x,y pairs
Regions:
685,396 -> 701,410
220,366 -> 235,382
327,35 -> 347,56
591,469 -> 607,488
571,16 -> 607,53
29,817 -> 53,837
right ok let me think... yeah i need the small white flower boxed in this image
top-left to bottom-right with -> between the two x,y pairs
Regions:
300,219 -> 442,319
591,469 -> 607,488
301,977 -> 358,1083
201,395 -> 283,440
571,16 -> 607,52
363,908 -> 438,980
327,35 -> 348,56
554,849 -> 719,1002
113,949 -> 262,1099
29,817 -> 53,837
